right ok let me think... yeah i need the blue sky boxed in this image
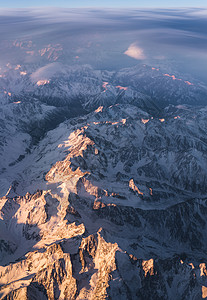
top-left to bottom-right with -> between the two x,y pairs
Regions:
0,0 -> 206,8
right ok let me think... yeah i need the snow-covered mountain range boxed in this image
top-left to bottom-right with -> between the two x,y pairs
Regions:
1,63 -> 207,299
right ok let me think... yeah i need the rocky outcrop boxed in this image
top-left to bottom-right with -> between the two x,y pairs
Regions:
1,63 -> 207,299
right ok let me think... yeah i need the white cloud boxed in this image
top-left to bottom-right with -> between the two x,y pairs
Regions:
124,43 -> 146,60
30,62 -> 65,83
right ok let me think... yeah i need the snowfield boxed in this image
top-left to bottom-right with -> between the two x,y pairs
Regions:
1,63 -> 207,299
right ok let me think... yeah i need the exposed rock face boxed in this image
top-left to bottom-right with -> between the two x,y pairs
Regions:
1,244 -> 76,300
41,104 -> 207,204
1,64 -> 207,299
1,63 -> 207,191
29,246 -> 76,300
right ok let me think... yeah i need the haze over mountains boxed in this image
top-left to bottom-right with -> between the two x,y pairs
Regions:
1,8 -> 207,300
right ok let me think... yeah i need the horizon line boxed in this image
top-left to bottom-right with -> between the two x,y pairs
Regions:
0,6 -> 207,9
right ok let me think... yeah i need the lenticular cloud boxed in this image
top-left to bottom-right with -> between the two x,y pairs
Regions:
124,43 -> 146,60
30,62 -> 65,83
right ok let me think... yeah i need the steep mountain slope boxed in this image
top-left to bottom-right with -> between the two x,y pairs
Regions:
1,102 -> 207,299
1,63 -> 207,111
1,63 -> 206,181
114,65 -> 207,107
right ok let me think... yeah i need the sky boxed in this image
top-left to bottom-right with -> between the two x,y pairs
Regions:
0,0 -> 207,8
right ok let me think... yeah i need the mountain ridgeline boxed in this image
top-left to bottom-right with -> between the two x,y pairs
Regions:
0,63 -> 207,299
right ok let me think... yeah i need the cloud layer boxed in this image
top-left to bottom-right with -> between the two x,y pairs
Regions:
0,8 -> 207,82
30,63 -> 65,83
124,43 -> 146,60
